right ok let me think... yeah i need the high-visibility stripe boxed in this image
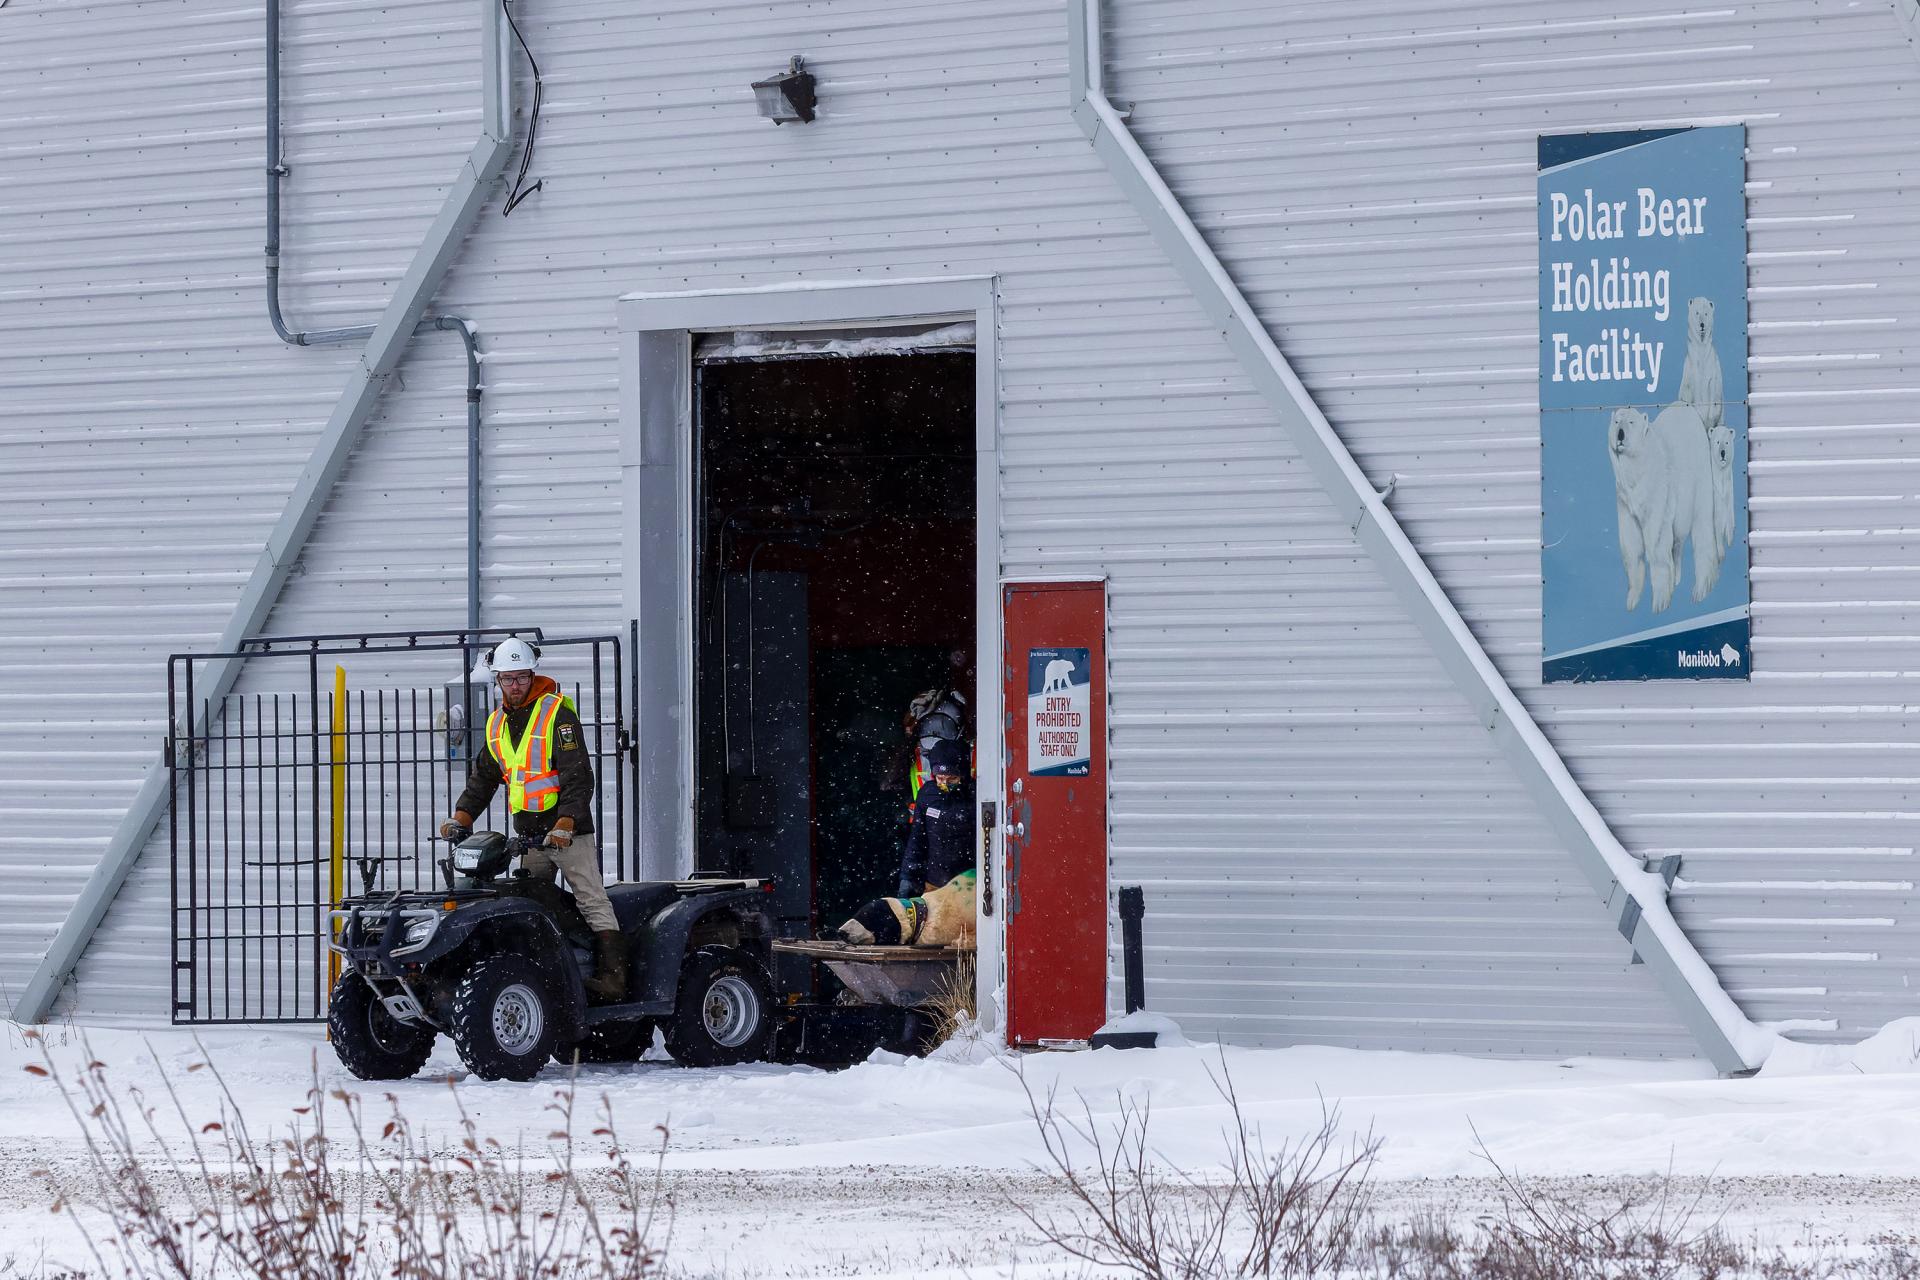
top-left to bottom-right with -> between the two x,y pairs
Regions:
487,708 -> 508,771
528,695 -> 562,773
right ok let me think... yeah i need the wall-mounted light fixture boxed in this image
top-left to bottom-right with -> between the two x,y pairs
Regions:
752,55 -> 816,124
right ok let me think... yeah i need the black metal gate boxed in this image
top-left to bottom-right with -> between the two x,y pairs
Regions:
166,629 -> 633,1024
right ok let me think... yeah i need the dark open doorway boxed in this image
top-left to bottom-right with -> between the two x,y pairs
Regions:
692,340 -> 976,961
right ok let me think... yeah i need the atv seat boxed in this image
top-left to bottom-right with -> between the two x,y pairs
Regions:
605,882 -> 682,933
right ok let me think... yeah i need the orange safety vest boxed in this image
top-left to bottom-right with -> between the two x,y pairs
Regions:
485,692 -> 573,813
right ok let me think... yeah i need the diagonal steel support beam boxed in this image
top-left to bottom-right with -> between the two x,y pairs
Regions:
12,0 -> 516,1024
1067,0 -> 1770,1073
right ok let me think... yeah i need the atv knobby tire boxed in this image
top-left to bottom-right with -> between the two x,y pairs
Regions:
664,946 -> 774,1068
449,952 -> 563,1081
328,974 -> 435,1080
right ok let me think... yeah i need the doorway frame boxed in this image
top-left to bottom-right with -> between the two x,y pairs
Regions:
616,276 -> 1003,1025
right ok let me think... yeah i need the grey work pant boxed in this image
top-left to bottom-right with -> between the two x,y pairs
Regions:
522,833 -> 619,932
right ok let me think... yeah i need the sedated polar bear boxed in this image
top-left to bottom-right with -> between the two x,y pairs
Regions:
1708,420 -> 1735,553
1676,296 -> 1723,434
1608,402 -> 1725,612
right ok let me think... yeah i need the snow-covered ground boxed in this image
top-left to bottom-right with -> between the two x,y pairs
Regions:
5,1020 -> 1920,1275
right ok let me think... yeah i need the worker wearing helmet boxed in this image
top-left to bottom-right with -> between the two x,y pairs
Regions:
897,648 -> 973,812
895,736 -> 975,897
440,635 -> 627,1001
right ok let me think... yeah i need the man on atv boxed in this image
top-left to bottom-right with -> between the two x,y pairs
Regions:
440,635 -> 627,1001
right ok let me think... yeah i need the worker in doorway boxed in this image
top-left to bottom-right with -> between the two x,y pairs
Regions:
896,737 -> 975,897
439,635 -> 627,1001
898,648 -> 973,809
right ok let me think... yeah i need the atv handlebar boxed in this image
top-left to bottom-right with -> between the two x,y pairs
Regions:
438,828 -> 532,854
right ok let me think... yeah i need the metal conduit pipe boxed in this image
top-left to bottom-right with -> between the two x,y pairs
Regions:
265,0 -> 373,348
433,314 -> 484,632
267,0 -> 487,628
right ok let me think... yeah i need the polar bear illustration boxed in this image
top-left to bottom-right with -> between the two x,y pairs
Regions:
1608,407 -> 1658,610
1654,403 -> 1725,606
1676,296 -> 1723,434
1708,420 -> 1735,553
1042,658 -> 1075,692
1609,402 -> 1723,612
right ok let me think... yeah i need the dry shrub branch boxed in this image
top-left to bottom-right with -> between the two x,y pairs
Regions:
19,1030 -> 670,1280
1367,1126 -> 1744,1280
1008,1057 -> 1920,1280
925,951 -> 978,1049
1006,1060 -> 1380,1279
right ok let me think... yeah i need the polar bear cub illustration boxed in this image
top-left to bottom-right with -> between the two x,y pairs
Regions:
1042,657 -> 1075,692
1609,402 -> 1724,613
1708,420 -> 1735,553
1676,296 -> 1723,433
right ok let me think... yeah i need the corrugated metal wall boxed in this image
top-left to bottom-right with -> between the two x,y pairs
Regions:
1,0 -> 1903,1052
1105,0 -> 1920,1043
0,0 -> 486,1015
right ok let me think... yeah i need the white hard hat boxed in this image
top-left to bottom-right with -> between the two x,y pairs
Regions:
472,634 -> 541,681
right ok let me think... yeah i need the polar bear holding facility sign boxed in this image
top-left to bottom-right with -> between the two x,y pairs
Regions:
1608,402 -> 1725,613
1676,296 -> 1723,433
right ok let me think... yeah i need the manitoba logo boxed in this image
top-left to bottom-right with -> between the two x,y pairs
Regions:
1676,644 -> 1741,669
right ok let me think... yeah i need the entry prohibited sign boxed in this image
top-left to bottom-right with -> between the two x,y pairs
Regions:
1027,648 -> 1091,777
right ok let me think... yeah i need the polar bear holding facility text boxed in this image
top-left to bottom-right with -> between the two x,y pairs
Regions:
1609,402 -> 1725,613
1676,296 -> 1723,434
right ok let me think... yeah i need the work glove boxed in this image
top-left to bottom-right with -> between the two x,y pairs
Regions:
544,827 -> 574,849
439,820 -> 471,841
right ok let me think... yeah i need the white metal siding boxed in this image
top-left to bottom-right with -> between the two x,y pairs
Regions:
1106,0 -> 1920,1043
0,0 -> 484,1017
2,0 -> 1891,1054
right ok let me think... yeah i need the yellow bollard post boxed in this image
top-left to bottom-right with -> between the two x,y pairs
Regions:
327,665 -> 347,1006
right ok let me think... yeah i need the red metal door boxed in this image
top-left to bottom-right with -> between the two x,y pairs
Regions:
1002,581 -> 1108,1045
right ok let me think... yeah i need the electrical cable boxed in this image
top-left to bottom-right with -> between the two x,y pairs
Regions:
500,0 -> 544,216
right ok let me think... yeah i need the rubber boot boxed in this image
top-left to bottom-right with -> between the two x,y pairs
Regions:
584,930 -> 628,1003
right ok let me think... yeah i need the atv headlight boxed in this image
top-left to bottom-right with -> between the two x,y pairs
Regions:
453,848 -> 482,872
392,913 -> 440,956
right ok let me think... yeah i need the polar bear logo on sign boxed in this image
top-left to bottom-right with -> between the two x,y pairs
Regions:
1043,658 -> 1076,692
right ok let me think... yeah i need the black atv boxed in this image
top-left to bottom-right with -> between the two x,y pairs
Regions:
327,831 -> 779,1081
